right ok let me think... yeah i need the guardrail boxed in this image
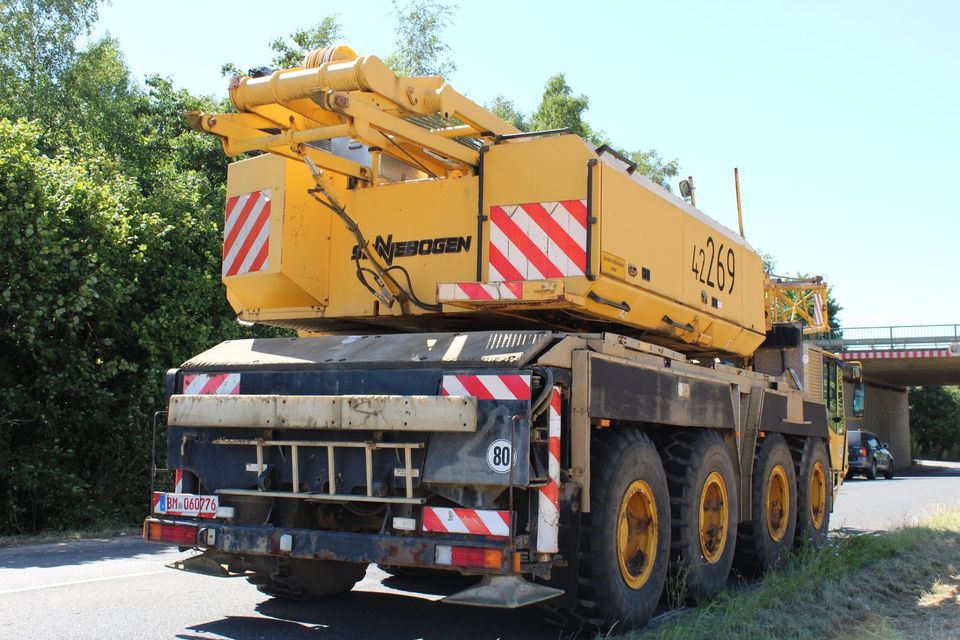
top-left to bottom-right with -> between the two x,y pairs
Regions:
813,324 -> 960,351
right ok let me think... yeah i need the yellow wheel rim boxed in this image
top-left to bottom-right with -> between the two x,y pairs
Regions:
698,471 -> 729,564
809,460 -> 826,530
765,465 -> 789,542
617,480 -> 659,589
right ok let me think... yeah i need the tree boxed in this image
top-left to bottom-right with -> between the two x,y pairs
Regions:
269,16 -> 343,69
0,0 -> 99,121
0,15 -> 280,533
910,386 -> 960,460
622,149 -> 679,193
530,74 -> 603,144
385,0 -> 457,78
487,95 -> 526,131
221,16 -> 344,76
499,74 -> 678,190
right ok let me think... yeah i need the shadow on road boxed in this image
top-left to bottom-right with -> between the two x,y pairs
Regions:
0,536 -> 175,569
177,589 -> 558,640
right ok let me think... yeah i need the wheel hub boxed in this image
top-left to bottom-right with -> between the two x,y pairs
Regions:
765,464 -> 790,542
617,480 -> 659,589
809,460 -> 826,529
698,471 -> 729,563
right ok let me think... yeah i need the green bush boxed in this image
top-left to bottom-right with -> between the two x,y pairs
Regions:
0,115 -> 262,533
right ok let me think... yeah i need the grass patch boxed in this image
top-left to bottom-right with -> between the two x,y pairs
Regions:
0,523 -> 140,548
629,510 -> 960,640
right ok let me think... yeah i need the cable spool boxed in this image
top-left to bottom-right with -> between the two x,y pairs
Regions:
302,44 -> 357,69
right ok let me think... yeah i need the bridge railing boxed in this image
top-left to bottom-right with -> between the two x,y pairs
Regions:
813,324 -> 960,351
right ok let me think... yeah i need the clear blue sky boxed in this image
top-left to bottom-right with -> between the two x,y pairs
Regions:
90,0 -> 959,328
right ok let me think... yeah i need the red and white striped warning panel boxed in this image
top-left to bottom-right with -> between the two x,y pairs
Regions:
174,468 -> 184,493
440,374 -> 531,400
437,281 -> 523,302
422,507 -> 511,538
223,189 -> 271,277
537,387 -> 562,554
182,373 -> 241,395
813,293 -> 825,327
840,350 -> 951,360
152,492 -> 218,519
488,200 -> 588,282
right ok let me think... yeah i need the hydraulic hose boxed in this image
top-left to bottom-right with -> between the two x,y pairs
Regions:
530,366 -> 555,421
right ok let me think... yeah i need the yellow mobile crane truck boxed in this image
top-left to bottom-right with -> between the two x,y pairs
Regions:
143,46 -> 864,628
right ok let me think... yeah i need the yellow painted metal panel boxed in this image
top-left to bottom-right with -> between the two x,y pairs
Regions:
599,166 -> 682,302
326,176 -> 479,318
223,155 -> 317,312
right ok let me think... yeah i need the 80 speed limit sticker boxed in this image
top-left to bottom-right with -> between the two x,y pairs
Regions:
486,439 -> 515,474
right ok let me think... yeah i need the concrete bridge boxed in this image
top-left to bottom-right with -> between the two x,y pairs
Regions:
813,324 -> 960,469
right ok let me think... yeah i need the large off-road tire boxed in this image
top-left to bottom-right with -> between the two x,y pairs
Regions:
248,558 -> 366,600
576,429 -> 671,630
793,438 -> 831,548
659,430 -> 738,602
733,433 -> 797,576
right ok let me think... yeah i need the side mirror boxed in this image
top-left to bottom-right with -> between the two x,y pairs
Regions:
852,382 -> 865,418
882,442 -> 889,449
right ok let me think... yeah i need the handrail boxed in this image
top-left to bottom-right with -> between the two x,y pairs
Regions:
812,323 -> 960,351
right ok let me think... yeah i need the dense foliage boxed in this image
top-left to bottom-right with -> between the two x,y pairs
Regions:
910,386 -> 960,460
0,1 -> 262,533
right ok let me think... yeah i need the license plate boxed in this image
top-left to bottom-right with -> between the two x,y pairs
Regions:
152,492 -> 219,518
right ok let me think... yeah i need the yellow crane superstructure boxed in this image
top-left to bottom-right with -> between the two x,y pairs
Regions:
144,46 -> 862,630
188,45 -> 780,358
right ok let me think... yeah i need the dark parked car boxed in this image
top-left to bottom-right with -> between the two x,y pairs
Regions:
847,429 -> 894,480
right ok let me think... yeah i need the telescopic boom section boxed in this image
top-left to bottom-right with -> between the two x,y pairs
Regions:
184,45 -> 520,180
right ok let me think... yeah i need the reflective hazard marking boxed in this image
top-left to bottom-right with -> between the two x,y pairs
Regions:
488,200 -> 588,282
421,507 -> 511,537
536,387 -> 562,554
437,281 -> 523,302
440,374 -> 531,400
181,373 -> 241,395
223,190 -> 271,277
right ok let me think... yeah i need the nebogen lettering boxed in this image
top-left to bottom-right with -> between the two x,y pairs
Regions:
350,235 -> 472,264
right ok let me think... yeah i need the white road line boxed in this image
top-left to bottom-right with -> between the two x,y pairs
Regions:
0,569 -> 171,596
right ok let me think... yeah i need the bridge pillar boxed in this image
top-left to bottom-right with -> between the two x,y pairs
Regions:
845,382 -> 911,469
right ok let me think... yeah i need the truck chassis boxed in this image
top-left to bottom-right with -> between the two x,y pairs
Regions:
145,329 -> 846,627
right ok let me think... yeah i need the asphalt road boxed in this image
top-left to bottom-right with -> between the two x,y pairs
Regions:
831,460 -> 960,532
3,461 -> 960,640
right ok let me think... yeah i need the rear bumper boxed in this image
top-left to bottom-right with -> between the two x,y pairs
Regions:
143,517 -> 517,574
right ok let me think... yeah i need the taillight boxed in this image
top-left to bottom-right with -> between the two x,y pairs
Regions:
860,447 -> 868,457
435,545 -> 503,570
144,521 -> 197,545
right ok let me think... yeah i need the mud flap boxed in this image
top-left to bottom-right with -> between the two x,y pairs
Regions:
442,575 -> 564,608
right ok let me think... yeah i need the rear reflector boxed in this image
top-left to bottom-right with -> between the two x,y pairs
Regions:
435,545 -> 503,569
215,506 -> 235,519
392,517 -> 417,531
145,521 -> 197,546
